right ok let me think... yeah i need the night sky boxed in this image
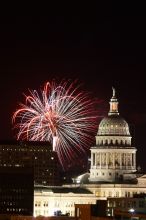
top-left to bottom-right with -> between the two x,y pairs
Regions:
0,14 -> 146,171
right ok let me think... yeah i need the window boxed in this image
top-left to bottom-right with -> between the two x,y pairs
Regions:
116,191 -> 119,197
44,202 -> 48,207
139,200 -> 145,208
132,201 -> 136,208
109,191 -> 112,197
95,191 -> 100,197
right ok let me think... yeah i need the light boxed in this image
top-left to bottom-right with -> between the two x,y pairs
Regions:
129,208 -> 135,213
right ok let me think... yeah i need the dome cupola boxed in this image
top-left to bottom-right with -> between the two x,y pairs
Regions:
97,87 -> 130,137
108,87 -> 119,116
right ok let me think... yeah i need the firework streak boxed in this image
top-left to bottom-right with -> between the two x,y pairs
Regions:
13,80 -> 99,167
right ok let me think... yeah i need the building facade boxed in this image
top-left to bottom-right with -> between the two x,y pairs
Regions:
107,194 -> 146,217
34,176 -> 146,217
0,141 -> 61,186
33,89 -> 146,217
34,186 -> 97,217
0,167 -> 34,215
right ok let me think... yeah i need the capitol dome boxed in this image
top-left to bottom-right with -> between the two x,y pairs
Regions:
98,115 -> 130,136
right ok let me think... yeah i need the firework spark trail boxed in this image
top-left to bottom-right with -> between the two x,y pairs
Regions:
12,80 -> 100,167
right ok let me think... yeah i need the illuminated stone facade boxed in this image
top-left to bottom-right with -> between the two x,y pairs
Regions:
34,176 -> 146,217
89,88 -> 137,182
34,186 -> 97,217
33,88 -> 146,217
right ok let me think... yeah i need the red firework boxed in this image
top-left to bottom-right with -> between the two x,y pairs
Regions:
12,80 -> 100,167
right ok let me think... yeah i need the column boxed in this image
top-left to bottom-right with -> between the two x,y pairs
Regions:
106,152 -> 108,168
95,152 -> 97,166
118,153 -> 120,168
134,153 -> 136,169
125,153 -> 127,169
91,152 -> 93,166
120,153 -> 122,169
100,152 -> 101,168
124,153 -> 126,167
97,153 -> 100,166
113,153 -> 115,168
130,153 -> 133,168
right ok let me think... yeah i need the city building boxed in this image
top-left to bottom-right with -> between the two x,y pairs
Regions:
0,167 -> 34,215
33,88 -> 146,217
75,201 -> 107,220
0,141 -> 61,186
0,215 -> 76,220
34,185 -> 96,217
107,193 -> 146,217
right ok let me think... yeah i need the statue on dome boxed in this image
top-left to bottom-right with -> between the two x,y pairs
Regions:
112,87 -> 116,97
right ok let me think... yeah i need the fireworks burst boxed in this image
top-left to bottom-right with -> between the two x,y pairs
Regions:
12,80 -> 99,167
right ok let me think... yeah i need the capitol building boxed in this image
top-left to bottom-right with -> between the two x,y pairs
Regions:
34,88 -> 146,217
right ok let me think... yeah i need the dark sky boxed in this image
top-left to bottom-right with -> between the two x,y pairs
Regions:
0,14 -> 146,170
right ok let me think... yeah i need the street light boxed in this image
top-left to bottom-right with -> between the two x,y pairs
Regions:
129,208 -> 135,220
129,208 -> 135,213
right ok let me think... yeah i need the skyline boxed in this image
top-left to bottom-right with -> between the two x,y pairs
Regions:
0,15 -> 146,170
